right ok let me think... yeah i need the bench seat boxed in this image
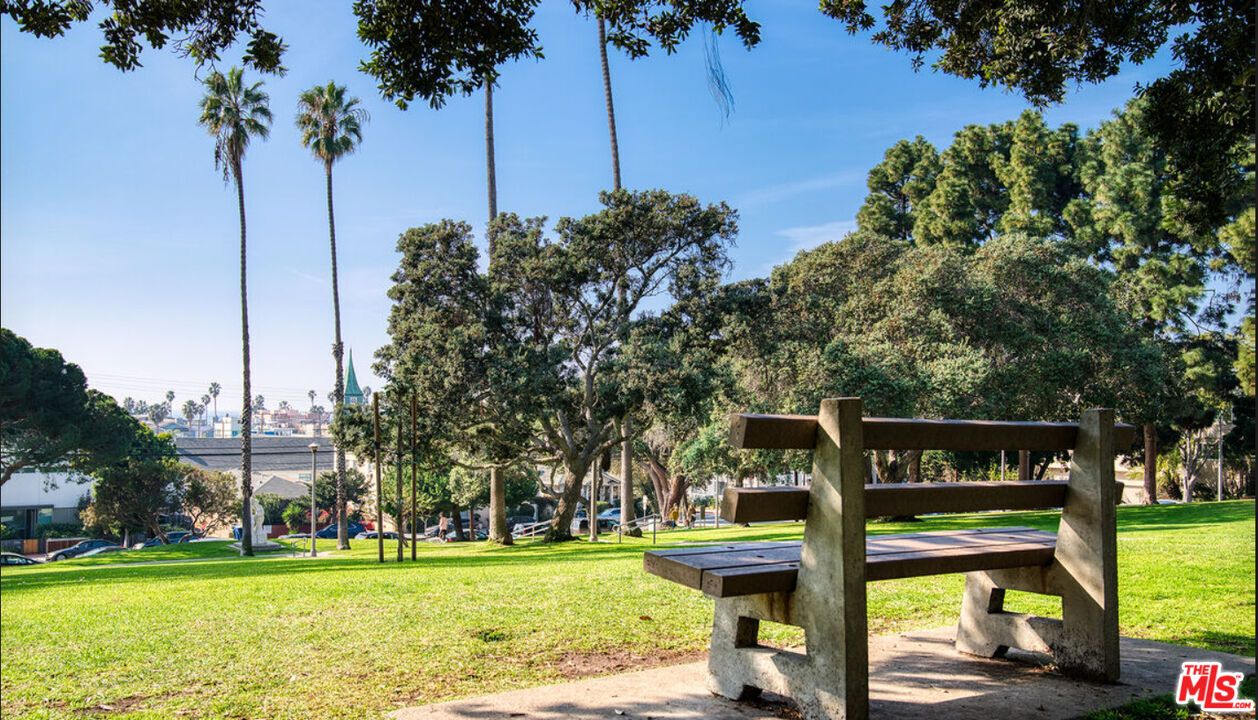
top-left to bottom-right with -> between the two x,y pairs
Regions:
645,527 -> 1057,598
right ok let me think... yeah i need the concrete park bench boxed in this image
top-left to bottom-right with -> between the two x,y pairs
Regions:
644,398 -> 1133,720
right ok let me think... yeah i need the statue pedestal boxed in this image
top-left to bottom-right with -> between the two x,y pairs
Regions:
230,540 -> 283,553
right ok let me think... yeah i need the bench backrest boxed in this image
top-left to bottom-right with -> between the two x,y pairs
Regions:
722,412 -> 1134,524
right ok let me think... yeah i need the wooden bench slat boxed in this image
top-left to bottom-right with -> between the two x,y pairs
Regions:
721,481 -> 1070,524
645,528 -> 1058,598
729,413 -> 1136,452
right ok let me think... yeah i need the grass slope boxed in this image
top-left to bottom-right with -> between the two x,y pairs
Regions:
1,501 -> 1252,719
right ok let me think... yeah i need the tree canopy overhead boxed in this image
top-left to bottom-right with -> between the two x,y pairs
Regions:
0,0 -> 286,73
821,0 -> 1254,229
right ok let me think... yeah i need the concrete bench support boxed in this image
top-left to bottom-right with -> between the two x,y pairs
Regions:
709,398 -> 870,719
955,407 -> 1119,681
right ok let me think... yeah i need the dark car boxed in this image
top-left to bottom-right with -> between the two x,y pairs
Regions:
49,540 -> 119,561
442,529 -> 488,542
0,552 -> 40,566
77,546 -> 128,558
354,530 -> 399,540
134,531 -> 199,549
315,522 -> 368,539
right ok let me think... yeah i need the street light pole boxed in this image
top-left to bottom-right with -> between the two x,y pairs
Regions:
309,442 -> 319,557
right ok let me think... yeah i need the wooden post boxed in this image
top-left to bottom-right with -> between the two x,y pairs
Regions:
1018,450 -> 1031,480
374,394 -> 383,563
396,404 -> 404,562
411,394 -> 418,562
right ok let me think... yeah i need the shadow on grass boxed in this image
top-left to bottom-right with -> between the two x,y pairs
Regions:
1165,630 -> 1257,657
3,501 -> 1250,595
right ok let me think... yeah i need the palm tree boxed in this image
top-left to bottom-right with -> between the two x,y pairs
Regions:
166,390 -> 175,409
208,382 -> 221,437
201,393 -> 212,437
182,400 -> 200,435
297,81 -> 369,551
308,389 -> 316,409
198,66 -> 272,557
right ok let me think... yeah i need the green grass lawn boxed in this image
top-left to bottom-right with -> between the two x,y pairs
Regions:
1,501 -> 1252,719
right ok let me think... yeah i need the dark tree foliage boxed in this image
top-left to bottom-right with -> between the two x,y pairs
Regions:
574,0 -> 760,58
820,0 -> 1254,229
0,0 -> 286,73
1,329 -> 139,484
354,0 -> 544,109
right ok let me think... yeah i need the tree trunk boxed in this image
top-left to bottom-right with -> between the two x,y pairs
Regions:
589,456 -> 602,541
1142,423 -> 1158,504
546,463 -> 590,542
452,507 -> 466,542
908,453 -> 921,482
1018,450 -> 1031,481
485,82 -> 497,222
873,450 -> 891,483
326,163 -> 351,551
489,466 -> 513,544
620,422 -> 633,525
235,160 -> 254,557
597,15 -> 621,192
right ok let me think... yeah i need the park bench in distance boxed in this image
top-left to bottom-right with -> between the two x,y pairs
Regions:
644,397 -> 1134,720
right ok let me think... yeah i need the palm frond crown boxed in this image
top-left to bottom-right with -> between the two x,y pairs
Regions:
296,81 -> 369,167
198,67 -> 273,183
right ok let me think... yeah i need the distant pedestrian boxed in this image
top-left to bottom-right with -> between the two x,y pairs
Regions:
685,505 -> 696,529
438,513 -> 449,538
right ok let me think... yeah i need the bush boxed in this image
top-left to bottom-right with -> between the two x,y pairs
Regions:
281,503 -> 309,531
255,493 -> 292,524
36,522 -> 85,538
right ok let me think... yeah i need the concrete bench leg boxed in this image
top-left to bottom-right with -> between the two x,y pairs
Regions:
955,408 -> 1119,682
708,597 -> 765,701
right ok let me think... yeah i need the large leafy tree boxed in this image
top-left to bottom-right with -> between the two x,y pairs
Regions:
181,467 -> 238,536
296,80 -> 369,551
820,0 -> 1254,229
80,427 -> 182,544
0,329 -> 136,485
356,0 -> 546,541
575,0 -> 762,529
373,219 -> 547,544
491,190 -> 736,541
197,66 -> 271,556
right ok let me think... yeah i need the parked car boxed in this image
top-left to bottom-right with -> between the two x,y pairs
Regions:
598,507 -> 624,520
315,522 -> 368,539
354,530 -> 399,540
442,529 -> 488,542
77,546 -> 128,558
0,552 -> 40,566
49,539 -> 119,561
132,531 -> 199,549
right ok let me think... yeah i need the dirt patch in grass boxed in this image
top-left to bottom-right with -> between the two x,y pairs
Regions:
552,646 -> 707,679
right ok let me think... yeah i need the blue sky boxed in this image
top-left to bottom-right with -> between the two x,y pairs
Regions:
0,2 -> 1174,414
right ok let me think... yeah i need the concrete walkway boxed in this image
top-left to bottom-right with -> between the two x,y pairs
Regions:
390,628 -> 1255,720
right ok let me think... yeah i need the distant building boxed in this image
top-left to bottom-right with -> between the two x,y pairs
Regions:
344,350 -> 365,406
0,470 -> 91,540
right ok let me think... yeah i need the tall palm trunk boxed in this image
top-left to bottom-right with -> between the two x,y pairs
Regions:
598,17 -> 621,190
326,161 -> 351,550
485,82 -> 497,221
598,16 -> 635,527
235,159 -> 254,557
484,79 -> 513,546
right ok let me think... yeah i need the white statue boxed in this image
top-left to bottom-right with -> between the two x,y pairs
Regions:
249,495 -> 266,541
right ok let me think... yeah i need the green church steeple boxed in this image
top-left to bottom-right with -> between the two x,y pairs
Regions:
344,349 -> 364,406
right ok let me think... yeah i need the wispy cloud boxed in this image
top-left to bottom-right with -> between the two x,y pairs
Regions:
287,268 -> 329,287
775,220 -> 858,254
735,171 -> 863,209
